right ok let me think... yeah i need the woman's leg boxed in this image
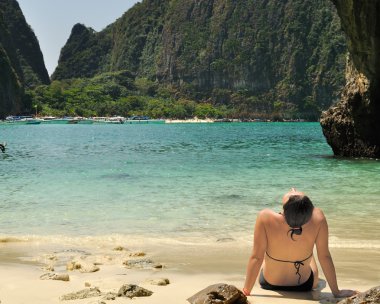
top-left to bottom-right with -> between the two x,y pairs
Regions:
310,256 -> 319,289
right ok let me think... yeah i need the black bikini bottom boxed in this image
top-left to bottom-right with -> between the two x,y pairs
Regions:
259,269 -> 314,292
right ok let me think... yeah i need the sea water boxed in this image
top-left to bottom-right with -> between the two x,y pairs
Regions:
0,123 -> 379,249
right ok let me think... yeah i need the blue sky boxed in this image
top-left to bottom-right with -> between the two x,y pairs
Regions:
17,0 -> 140,75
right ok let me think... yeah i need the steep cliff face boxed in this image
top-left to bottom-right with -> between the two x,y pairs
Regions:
158,0 -> 344,101
0,0 -> 49,86
53,0 -> 346,116
320,1 -> 380,157
0,4 -> 23,118
0,0 -> 50,118
51,23 -> 112,80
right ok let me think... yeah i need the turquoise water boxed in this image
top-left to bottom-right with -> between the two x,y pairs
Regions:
1,123 -> 379,247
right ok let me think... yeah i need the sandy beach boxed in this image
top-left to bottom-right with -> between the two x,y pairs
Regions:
0,236 -> 378,304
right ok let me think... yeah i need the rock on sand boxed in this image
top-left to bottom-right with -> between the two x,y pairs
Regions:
117,284 -> 153,298
60,288 -> 102,301
338,286 -> 380,304
187,283 -> 248,304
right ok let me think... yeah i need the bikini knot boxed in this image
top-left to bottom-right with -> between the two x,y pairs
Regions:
294,261 -> 304,284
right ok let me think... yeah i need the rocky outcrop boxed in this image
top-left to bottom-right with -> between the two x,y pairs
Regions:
51,23 -> 112,80
337,286 -> 380,304
60,288 -> 102,301
320,1 -> 380,157
0,6 -> 23,118
0,0 -> 49,86
117,284 -> 153,298
53,0 -> 346,118
187,284 -> 248,304
0,0 -> 49,118
40,272 -> 70,281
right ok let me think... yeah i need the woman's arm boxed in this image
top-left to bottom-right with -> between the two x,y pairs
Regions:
315,211 -> 357,298
243,210 -> 268,295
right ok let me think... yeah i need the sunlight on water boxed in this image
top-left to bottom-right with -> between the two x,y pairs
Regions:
1,123 -> 379,247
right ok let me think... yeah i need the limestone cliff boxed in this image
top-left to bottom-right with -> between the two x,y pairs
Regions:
320,0 -> 380,157
53,0 -> 347,118
0,4 -> 23,118
0,0 -> 49,118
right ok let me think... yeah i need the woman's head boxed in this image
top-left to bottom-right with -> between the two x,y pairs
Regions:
282,188 -> 314,240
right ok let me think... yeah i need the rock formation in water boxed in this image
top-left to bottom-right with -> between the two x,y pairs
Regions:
52,0 -> 347,118
0,0 -> 49,118
320,1 -> 380,157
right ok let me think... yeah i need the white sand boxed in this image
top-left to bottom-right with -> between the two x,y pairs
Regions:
0,238 -> 377,304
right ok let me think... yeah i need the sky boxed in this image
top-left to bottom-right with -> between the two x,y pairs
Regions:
17,0 -> 140,76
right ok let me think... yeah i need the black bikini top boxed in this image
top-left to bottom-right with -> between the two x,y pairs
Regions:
266,252 -> 313,284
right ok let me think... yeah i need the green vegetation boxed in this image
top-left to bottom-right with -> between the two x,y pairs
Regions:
1,0 -> 347,120
48,0 -> 347,121
29,70 -> 318,120
29,71 -> 229,119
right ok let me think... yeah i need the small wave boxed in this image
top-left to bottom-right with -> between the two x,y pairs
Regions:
0,236 -> 29,243
329,236 -> 380,249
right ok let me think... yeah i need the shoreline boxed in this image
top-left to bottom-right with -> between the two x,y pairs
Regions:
0,236 -> 378,303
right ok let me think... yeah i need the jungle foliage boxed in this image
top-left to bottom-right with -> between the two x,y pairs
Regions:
47,0 -> 347,120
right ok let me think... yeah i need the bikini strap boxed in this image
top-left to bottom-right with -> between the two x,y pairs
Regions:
266,252 -> 313,284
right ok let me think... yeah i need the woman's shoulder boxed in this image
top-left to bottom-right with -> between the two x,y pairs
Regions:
257,208 -> 280,221
312,207 -> 327,222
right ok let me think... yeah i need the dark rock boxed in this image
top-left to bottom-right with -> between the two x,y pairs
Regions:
337,286 -> 380,304
123,258 -> 155,269
60,288 -> 102,301
320,1 -> 380,158
117,284 -> 153,298
187,284 -> 248,304
147,278 -> 170,286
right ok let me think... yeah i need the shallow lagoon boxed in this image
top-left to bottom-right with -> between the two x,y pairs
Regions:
0,123 -> 379,250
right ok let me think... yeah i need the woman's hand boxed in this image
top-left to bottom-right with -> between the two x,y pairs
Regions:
242,287 -> 251,296
333,289 -> 358,298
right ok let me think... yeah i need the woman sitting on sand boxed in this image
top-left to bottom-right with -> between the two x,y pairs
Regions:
243,188 -> 357,298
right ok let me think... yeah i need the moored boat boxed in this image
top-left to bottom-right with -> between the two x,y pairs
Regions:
92,116 -> 126,124
5,116 -> 42,124
125,116 -> 165,124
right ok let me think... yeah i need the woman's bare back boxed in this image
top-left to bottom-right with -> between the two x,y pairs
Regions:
260,207 -> 324,285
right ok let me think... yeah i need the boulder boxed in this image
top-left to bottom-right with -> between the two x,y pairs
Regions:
148,278 -> 170,286
187,284 -> 248,304
320,0 -> 380,158
60,287 -> 102,301
117,284 -> 153,298
102,292 -> 117,300
337,286 -> 380,304
66,260 -> 99,273
40,273 -> 70,282
123,258 -> 155,269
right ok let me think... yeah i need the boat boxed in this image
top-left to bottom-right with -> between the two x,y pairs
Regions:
125,116 -> 165,124
41,116 -> 94,124
5,116 -> 42,124
92,116 -> 126,124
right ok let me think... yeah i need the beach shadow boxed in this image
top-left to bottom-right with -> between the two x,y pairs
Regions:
252,279 -> 339,303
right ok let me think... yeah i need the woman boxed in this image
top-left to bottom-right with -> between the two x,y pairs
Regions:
243,188 -> 357,298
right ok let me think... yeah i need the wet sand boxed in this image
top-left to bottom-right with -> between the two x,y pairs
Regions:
0,237 -> 378,304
